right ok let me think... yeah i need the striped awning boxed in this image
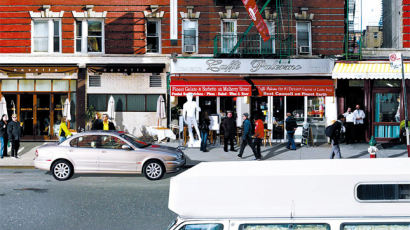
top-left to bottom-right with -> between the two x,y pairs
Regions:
332,62 -> 410,79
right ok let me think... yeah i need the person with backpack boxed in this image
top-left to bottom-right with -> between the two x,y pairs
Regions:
285,112 -> 297,150
328,114 -> 346,159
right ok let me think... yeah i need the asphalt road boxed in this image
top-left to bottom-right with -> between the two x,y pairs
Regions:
0,168 -> 178,230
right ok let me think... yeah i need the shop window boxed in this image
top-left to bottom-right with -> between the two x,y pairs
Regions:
287,97 -> 305,122
307,97 -> 325,121
260,20 -> 275,54
348,80 -> 364,87
127,95 -> 145,112
70,92 -> 76,129
374,80 -> 401,88
146,94 -> 159,112
182,19 -> 198,53
70,80 -> 77,91
1,80 -> 18,91
33,19 -> 61,53
146,20 -> 161,53
88,94 -> 163,112
88,94 -> 107,111
149,74 -> 162,87
75,20 -> 104,53
221,20 -> 237,53
113,95 -> 126,112
296,21 -> 311,55
36,80 -> 52,91
374,92 -> 400,138
53,80 -> 69,91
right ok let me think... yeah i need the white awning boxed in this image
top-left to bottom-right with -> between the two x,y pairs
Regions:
332,62 -> 410,79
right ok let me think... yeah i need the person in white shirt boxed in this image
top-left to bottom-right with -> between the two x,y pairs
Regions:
353,104 -> 366,142
343,107 -> 355,144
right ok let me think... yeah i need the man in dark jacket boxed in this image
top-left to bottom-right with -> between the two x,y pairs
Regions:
330,114 -> 345,159
221,111 -> 236,152
7,114 -> 22,158
238,113 -> 259,160
285,112 -> 297,150
101,114 -> 116,131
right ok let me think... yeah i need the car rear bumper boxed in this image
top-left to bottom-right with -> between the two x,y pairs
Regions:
165,158 -> 186,173
34,159 -> 52,171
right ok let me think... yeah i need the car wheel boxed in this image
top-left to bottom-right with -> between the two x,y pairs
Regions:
143,160 -> 165,180
51,160 -> 73,181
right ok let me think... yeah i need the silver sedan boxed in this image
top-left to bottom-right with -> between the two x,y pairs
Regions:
34,131 -> 185,181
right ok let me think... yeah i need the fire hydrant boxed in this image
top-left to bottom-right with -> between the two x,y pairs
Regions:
368,136 -> 378,158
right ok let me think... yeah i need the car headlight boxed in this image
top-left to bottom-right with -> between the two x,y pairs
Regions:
176,152 -> 183,160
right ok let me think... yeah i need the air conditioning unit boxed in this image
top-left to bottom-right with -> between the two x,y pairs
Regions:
184,45 -> 196,53
299,46 -> 310,54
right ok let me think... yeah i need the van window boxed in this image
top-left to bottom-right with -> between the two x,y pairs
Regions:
180,223 -> 223,230
357,184 -> 410,201
343,223 -> 410,230
239,224 -> 329,230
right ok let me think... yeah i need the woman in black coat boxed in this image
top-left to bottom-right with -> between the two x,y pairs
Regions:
0,114 -> 8,158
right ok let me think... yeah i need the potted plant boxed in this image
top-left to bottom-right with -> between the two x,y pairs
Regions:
85,105 -> 96,131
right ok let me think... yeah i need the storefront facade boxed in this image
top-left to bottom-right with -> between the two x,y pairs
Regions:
0,66 -> 78,140
171,58 -> 335,143
333,61 -> 410,142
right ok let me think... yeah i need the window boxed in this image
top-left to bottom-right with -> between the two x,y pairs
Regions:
374,32 -> 378,39
221,20 -> 237,53
75,20 -> 104,53
87,94 -> 163,112
374,92 -> 400,138
296,21 -> 311,55
308,97 -> 325,121
99,135 -> 127,149
89,75 -> 101,87
76,135 -> 99,148
343,223 -> 410,230
150,74 -> 162,87
182,20 -> 198,53
260,20 -> 275,54
239,224 -> 329,230
33,20 -> 61,53
180,224 -> 223,230
357,184 -> 410,201
147,20 -> 160,53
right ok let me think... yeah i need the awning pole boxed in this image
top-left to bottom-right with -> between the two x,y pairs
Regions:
401,58 -> 410,156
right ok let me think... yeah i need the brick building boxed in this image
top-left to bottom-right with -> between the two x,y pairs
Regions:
0,0 -> 345,142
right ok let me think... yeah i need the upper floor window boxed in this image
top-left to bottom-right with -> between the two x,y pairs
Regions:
296,21 -> 311,55
221,20 -> 237,53
75,20 -> 104,53
146,20 -> 161,53
260,20 -> 275,54
182,20 -> 198,53
32,19 -> 61,53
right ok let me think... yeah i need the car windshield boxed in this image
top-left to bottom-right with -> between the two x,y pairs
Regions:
120,133 -> 151,148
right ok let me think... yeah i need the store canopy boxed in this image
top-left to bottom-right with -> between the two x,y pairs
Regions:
332,62 -> 410,79
170,78 -> 252,96
253,79 -> 334,97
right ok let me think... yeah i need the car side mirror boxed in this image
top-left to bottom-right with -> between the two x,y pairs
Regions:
122,144 -> 132,150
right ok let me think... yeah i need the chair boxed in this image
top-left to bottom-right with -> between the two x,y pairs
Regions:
264,129 -> 272,147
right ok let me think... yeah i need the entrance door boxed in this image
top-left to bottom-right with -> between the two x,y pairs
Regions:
52,93 -> 68,139
36,94 -> 51,137
20,94 -> 34,138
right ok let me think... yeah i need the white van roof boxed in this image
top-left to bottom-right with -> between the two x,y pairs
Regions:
169,158 -> 410,219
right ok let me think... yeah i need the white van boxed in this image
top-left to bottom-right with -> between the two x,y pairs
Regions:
167,158 -> 410,230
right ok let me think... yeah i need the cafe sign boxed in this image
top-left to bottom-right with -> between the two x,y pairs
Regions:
171,58 -> 334,75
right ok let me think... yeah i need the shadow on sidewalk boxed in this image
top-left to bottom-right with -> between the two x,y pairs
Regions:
389,151 -> 408,158
261,144 -> 288,160
346,150 -> 369,159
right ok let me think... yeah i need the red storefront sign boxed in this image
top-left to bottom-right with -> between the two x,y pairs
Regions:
241,0 -> 270,42
170,79 -> 252,96
253,79 -> 334,97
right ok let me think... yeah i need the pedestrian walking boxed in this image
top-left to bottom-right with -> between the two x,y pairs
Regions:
238,113 -> 260,160
199,112 -> 210,152
7,114 -> 22,158
353,104 -> 365,142
58,116 -> 72,143
221,111 -> 237,152
91,113 -> 102,130
252,115 -> 264,160
285,113 -> 297,150
0,114 -> 8,158
329,114 -> 345,159
343,107 -> 355,144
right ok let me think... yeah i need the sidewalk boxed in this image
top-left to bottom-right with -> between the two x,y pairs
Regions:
0,140 -> 408,167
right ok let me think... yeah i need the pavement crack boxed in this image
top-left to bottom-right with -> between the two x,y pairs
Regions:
13,188 -> 48,193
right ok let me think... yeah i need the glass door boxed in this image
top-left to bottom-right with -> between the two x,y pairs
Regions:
36,94 -> 51,137
20,94 -> 34,137
52,93 -> 68,138
373,91 -> 401,139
